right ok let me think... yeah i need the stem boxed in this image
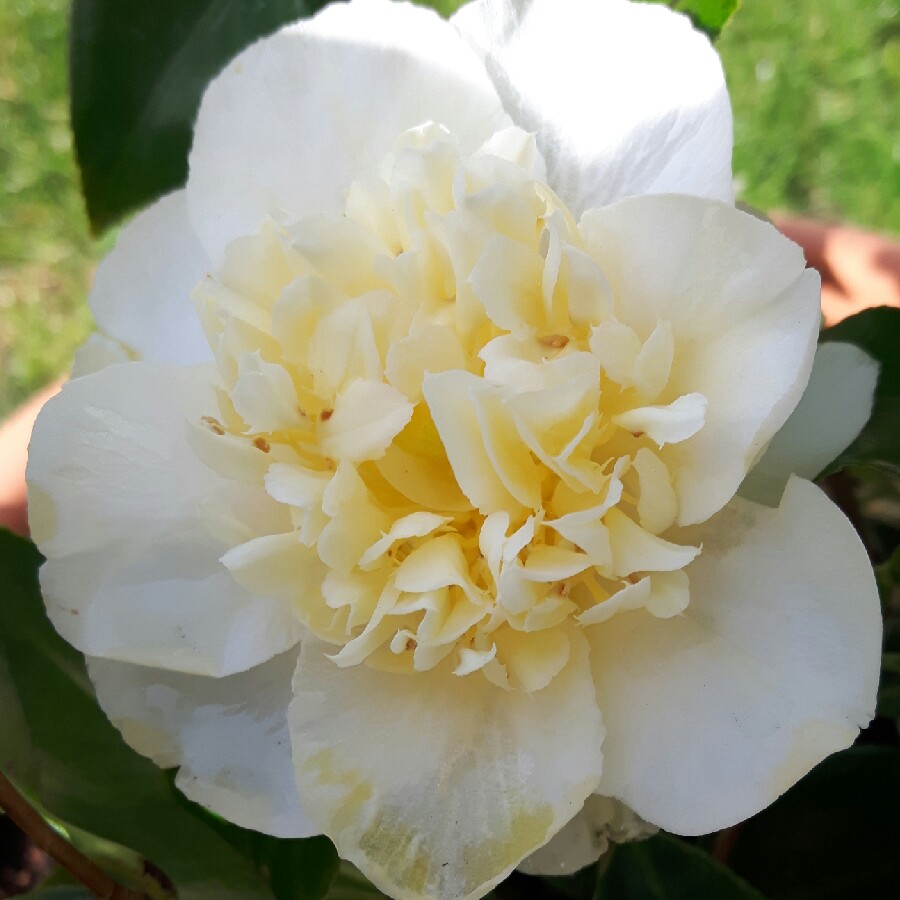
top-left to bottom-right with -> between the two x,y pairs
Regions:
0,769 -> 149,900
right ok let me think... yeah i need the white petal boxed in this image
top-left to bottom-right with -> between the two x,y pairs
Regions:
632,448 -> 678,535
741,342 -> 879,506
231,353 -> 305,433
385,325 -> 468,403
581,195 -> 821,524
469,233 -> 544,336
612,394 -> 707,447
454,0 -> 733,214
606,508 -> 699,576
289,631 -> 604,900
591,478 -> 881,834
88,651 -> 316,838
188,0 -> 509,260
578,577 -> 649,626
359,512 -> 451,570
88,191 -> 211,365
424,370 -> 520,513
70,333 -> 132,378
319,379 -> 413,463
27,363 -> 300,676
518,794 -> 655,877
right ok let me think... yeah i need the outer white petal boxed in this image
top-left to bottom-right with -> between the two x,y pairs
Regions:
288,632 -> 604,900
188,0 -> 510,261
26,362 -> 301,676
518,795 -> 656,877
87,651 -> 315,838
590,478 -> 881,835
581,195 -> 821,524
741,342 -> 880,506
70,333 -> 132,378
453,0 -> 733,214
88,191 -> 211,365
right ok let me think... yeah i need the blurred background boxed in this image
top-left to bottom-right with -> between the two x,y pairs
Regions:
1,0 -> 898,418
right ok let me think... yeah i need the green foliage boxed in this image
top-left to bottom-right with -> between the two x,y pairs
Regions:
69,0 -> 464,234
820,306 -> 900,477
595,834 -> 763,900
879,651 -> 900,717
70,0 -> 332,233
729,747 -> 900,899
0,528 -> 337,900
324,863 -> 389,899
653,1 -> 741,38
26,889 -> 95,899
270,839 -> 341,900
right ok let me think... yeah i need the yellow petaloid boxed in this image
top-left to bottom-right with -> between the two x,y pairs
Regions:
196,123 -> 705,692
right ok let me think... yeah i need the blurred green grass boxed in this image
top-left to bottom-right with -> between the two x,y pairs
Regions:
0,0 -> 99,416
718,0 -> 900,230
0,0 -> 898,417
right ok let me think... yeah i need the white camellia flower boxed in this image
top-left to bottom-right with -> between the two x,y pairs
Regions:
27,1 -> 882,898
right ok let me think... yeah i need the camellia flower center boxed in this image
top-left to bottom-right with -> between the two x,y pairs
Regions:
191,123 -> 706,692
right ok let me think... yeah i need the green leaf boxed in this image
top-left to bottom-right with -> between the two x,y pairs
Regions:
259,835 -> 340,900
25,888 -> 95,899
878,651 -> 900,717
819,306 -> 900,477
413,0 -> 466,15
0,528 -> 272,898
876,541 -> 900,606
324,862 -> 389,899
70,0 -> 331,232
654,1 -> 742,38
729,746 -> 900,899
595,834 -> 763,900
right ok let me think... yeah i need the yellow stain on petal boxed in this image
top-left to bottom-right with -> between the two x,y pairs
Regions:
115,718 -> 179,767
357,799 -> 554,900
26,485 -> 57,545
303,748 -> 374,834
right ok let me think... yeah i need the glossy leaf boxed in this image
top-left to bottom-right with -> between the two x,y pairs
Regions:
0,529 -> 271,898
653,1 -> 742,38
324,863 -> 389,899
257,835 -> 341,900
595,834 -> 763,900
70,0 -> 330,232
26,889 -> 95,899
879,647 -> 900,718
729,746 -> 900,899
819,306 -> 900,477
70,1 -> 469,232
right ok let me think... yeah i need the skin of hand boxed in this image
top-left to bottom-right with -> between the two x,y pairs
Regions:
0,220 -> 897,537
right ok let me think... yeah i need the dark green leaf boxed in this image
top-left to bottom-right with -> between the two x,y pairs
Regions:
730,746 -> 900,899
70,0 -> 331,232
0,528 -> 272,898
543,863 -> 604,900
876,544 -> 900,606
324,862 -> 389,899
595,834 -> 763,900
878,652 -> 900,717
653,1 -> 742,38
70,1 -> 470,232
24,888 -> 95,899
819,306 -> 900,477
263,835 -> 340,900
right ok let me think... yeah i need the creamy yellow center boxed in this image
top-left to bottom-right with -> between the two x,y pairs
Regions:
192,123 -> 706,691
